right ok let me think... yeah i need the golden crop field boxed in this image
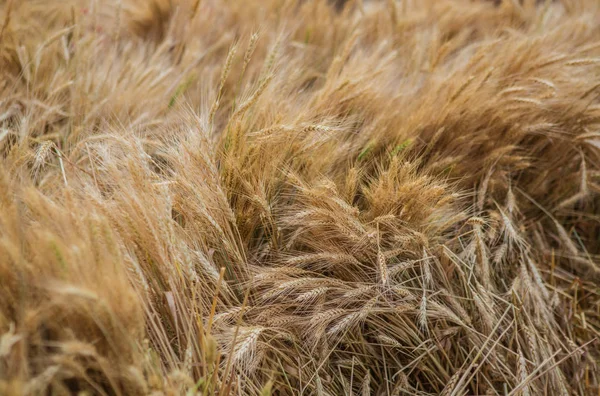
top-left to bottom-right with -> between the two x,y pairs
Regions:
0,0 -> 599,394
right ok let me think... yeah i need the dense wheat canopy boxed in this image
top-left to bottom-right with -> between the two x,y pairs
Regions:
1,0 -> 599,394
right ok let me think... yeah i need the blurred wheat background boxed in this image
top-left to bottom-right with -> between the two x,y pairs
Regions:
0,0 -> 599,394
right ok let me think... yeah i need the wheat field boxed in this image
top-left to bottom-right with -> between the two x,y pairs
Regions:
0,0 -> 599,394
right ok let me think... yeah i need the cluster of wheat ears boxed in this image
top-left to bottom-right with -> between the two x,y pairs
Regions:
0,0 -> 599,394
